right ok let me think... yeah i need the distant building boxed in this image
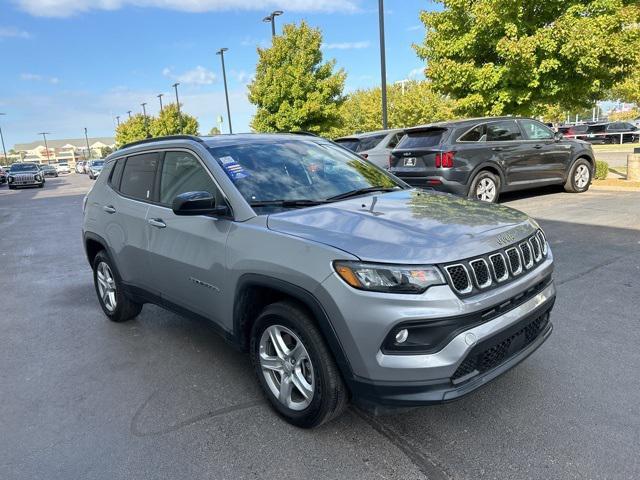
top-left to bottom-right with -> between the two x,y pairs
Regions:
11,137 -> 116,167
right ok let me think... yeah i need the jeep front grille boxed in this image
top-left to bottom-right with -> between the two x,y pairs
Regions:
441,230 -> 548,296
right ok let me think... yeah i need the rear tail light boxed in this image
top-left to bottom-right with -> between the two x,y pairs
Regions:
435,151 -> 454,168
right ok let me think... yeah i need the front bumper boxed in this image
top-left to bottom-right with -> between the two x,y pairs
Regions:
351,291 -> 554,407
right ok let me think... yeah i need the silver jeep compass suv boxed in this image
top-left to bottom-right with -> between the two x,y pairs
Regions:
82,134 -> 555,428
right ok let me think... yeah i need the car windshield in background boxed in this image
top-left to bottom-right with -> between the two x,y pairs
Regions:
397,128 -> 447,148
10,164 -> 39,172
92,161 -> 105,167
208,140 -> 401,205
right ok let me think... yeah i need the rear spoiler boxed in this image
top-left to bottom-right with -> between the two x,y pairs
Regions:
403,125 -> 448,135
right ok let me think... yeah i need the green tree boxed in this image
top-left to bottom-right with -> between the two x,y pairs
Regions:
248,21 -> 346,135
415,0 -> 640,117
330,81 -> 457,138
208,126 -> 221,135
100,146 -> 114,158
150,103 -> 199,137
115,114 -> 149,147
611,67 -> 640,105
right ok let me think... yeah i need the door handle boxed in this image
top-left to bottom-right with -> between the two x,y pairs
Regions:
533,144 -> 543,149
103,205 -> 116,214
491,147 -> 504,152
148,218 -> 166,229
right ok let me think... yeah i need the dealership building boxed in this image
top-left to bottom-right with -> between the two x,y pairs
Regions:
10,137 -> 116,167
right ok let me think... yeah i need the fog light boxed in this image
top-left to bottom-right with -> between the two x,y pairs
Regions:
395,329 -> 409,344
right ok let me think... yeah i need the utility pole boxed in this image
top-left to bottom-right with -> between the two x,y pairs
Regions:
0,113 -> 8,163
216,48 -> 233,134
263,10 -> 283,37
157,93 -> 164,112
378,0 -> 388,129
38,132 -> 51,164
172,82 -> 182,133
84,127 -> 92,160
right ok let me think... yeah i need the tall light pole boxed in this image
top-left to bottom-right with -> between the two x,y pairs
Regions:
216,48 -> 233,134
84,127 -> 92,160
262,10 -> 283,37
127,110 -> 132,119
38,132 -> 51,164
0,113 -> 8,163
157,93 -> 164,112
378,0 -> 388,129
172,82 -> 182,133
116,115 -> 120,127
141,102 -> 149,137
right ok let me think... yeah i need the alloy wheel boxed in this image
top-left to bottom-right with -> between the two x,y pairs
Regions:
259,325 -> 315,411
476,177 -> 497,202
574,164 -> 590,189
96,262 -> 117,312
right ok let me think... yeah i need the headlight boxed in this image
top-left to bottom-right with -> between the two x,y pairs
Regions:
35,175 -> 42,181
334,261 -> 445,294
8,176 -> 14,183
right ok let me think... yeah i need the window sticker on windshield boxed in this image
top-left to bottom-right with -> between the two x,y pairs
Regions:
218,155 -> 250,180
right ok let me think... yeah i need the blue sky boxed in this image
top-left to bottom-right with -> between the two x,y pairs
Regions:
0,0 -> 438,148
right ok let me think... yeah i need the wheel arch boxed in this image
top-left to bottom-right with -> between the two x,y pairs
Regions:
467,161 -> 505,188
233,274 -> 354,383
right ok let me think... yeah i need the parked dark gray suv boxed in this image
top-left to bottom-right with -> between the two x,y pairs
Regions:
83,134 -> 555,428
389,117 -> 595,202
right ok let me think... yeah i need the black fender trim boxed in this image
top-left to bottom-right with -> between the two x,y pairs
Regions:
233,274 -> 355,386
466,161 -> 505,192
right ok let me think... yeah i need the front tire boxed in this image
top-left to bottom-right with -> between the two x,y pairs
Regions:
250,301 -> 348,428
468,170 -> 501,203
564,159 -> 592,193
92,250 -> 142,322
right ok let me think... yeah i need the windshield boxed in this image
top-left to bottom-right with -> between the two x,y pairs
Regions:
92,161 -> 105,167
10,164 -> 38,172
208,140 -> 401,204
334,139 -> 360,152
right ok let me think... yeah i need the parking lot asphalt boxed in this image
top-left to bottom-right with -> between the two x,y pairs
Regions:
1,175 -> 639,480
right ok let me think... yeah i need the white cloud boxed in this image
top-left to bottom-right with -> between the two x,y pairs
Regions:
322,41 -> 370,50
230,69 -> 254,85
0,26 -> 31,38
162,66 -> 217,85
406,25 -> 422,32
15,0 -> 360,17
407,67 -> 425,80
20,73 -> 60,84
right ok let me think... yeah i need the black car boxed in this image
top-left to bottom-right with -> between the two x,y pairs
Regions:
40,164 -> 59,178
558,124 -> 589,140
7,163 -> 45,189
584,122 -> 638,144
388,117 -> 595,202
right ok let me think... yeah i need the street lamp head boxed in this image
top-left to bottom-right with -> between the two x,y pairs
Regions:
216,47 -> 229,55
172,82 -> 180,88
262,15 -> 272,22
272,10 -> 283,16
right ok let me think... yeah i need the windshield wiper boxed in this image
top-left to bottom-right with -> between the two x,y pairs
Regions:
325,185 -> 401,202
249,199 -> 330,208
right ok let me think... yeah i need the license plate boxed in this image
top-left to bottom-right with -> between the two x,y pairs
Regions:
404,157 -> 417,167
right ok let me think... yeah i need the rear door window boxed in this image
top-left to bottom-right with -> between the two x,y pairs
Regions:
486,121 -> 522,141
119,152 -> 159,201
459,124 -> 487,142
397,128 -> 447,148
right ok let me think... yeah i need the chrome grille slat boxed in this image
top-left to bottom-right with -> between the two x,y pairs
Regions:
441,229 -> 548,297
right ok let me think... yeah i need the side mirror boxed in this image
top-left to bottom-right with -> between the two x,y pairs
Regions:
554,132 -> 563,141
172,191 -> 228,217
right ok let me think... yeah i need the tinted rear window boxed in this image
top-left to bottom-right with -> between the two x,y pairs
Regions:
397,129 -> 447,148
587,125 -> 606,133
119,153 -> 158,201
334,139 -> 360,152
356,134 -> 387,151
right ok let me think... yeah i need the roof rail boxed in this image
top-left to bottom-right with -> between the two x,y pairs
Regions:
119,135 -> 204,150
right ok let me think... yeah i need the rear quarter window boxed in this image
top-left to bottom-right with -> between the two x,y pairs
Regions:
397,129 -> 447,148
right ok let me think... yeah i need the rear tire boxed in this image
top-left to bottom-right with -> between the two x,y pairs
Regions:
468,170 -> 501,203
250,301 -> 348,428
564,158 -> 592,193
92,250 -> 142,322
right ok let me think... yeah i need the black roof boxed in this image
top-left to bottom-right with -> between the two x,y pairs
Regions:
404,116 -> 538,133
